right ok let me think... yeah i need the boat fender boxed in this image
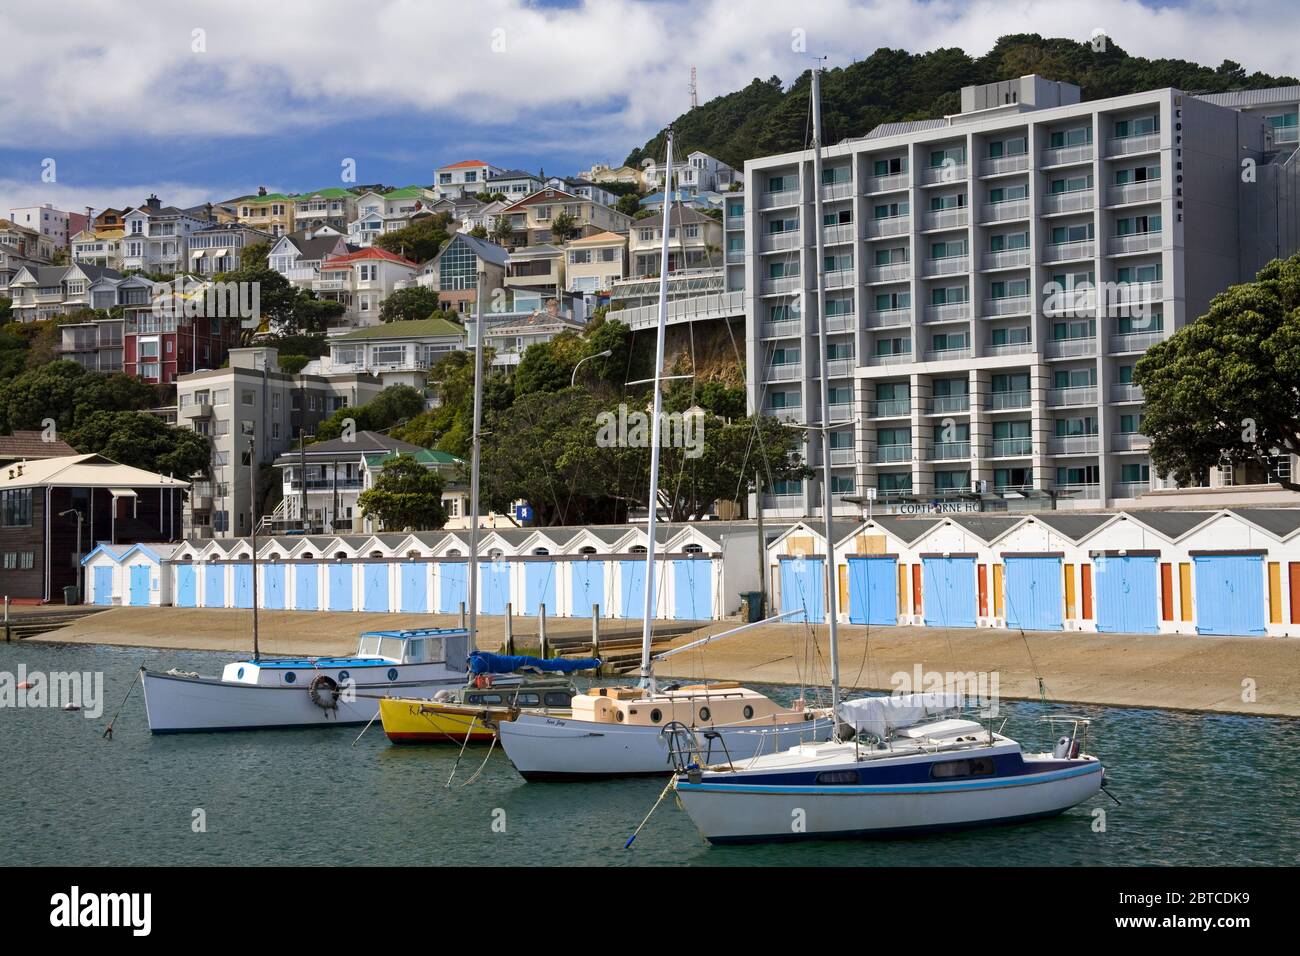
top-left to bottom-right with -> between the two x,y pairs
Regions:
474,674 -> 493,689
1069,739 -> 1081,759
308,674 -> 341,710
1053,735 -> 1071,759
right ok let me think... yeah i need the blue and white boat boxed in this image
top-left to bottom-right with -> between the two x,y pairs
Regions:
141,628 -> 470,733
672,695 -> 1104,843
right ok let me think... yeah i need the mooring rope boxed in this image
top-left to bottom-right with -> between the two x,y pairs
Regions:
102,665 -> 144,740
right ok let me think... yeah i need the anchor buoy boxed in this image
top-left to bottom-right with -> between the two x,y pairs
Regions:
308,674 -> 341,710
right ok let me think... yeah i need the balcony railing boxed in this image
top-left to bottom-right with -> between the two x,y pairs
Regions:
980,200 -> 1030,223
869,351 -> 913,367
1040,191 -> 1095,216
1107,132 -> 1161,157
760,231 -> 800,253
1044,290 -> 1097,316
763,492 -> 806,509
822,313 -> 855,333
1111,281 -> 1163,308
1044,337 -> 1097,358
985,341 -> 1034,356
1041,143 -> 1094,167
1112,480 -> 1151,499
920,163 -> 968,185
990,437 -> 1033,456
829,447 -> 856,466
1110,330 -> 1165,352
989,390 -> 1032,411
1042,239 -> 1095,263
982,295 -> 1031,316
921,208 -> 969,231
1109,231 -> 1163,255
1107,181 -> 1162,206
924,345 -> 971,362
866,216 -> 910,238
1111,383 -> 1144,403
923,302 -> 971,323
765,362 -> 803,382
761,275 -> 802,295
824,270 -> 854,290
1048,434 -> 1100,455
829,403 -> 854,423
1047,386 -> 1098,407
873,444 -> 913,464
931,441 -> 971,461
821,181 -> 854,202
981,248 -> 1030,270
768,405 -> 804,423
760,188 -> 801,209
871,399 -> 911,418
866,308 -> 911,329
1275,127 -> 1300,145
867,173 -> 909,193
922,255 -> 969,277
927,395 -> 970,414
1055,482 -> 1101,499
865,263 -> 910,283
762,319 -> 802,338
826,358 -> 855,378
979,154 -> 1030,177
1111,432 -> 1151,452
823,224 -> 855,245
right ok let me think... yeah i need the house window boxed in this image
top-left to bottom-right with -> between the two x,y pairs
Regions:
1,489 -> 33,527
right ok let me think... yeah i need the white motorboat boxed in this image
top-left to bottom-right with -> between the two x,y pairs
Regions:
141,627 -> 469,732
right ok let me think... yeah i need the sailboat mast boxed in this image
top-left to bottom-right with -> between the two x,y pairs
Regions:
250,434 -> 260,662
638,128 -> 675,690
810,65 -> 841,715
466,268 -> 487,652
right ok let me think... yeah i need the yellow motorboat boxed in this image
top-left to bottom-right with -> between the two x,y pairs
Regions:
380,676 -> 578,744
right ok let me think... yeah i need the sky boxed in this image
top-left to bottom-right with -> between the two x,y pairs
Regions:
1,0 -> 1297,219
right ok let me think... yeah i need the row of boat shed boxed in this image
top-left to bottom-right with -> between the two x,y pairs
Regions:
769,508 -> 1300,637
80,509 -> 1300,637
81,524 -> 768,622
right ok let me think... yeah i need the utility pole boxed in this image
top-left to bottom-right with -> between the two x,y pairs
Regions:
466,269 -> 487,653
249,434 -> 260,662
298,377 -> 308,532
754,471 -> 766,619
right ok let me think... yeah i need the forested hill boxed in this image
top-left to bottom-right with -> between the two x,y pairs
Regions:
623,34 -> 1297,170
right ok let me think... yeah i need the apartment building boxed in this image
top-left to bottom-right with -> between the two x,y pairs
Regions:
176,347 -> 383,537
434,160 -> 503,198
9,203 -> 75,249
416,231 -> 509,316
313,246 -> 419,327
499,187 -> 633,247
566,231 -> 627,293
486,169 -> 545,198
121,196 -> 212,274
320,317 -> 466,388
744,74 -> 1300,519
187,221 -> 275,275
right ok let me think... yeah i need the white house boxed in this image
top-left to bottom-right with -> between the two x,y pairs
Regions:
187,222 -> 275,275
121,196 -> 212,274
485,169 -> 544,199
268,226 -> 350,289
313,246 -> 420,327
434,160 -> 504,199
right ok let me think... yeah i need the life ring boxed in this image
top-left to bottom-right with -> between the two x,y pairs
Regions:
308,674 -> 341,710
473,674 -> 493,689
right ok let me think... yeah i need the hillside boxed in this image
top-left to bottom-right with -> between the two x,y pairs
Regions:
624,33 -> 1298,170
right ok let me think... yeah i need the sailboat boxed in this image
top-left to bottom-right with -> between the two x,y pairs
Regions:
140,436 -> 470,733
670,67 -> 1105,842
495,129 -> 835,781
377,268 -> 601,745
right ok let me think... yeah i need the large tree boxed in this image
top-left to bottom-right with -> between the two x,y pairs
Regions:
0,360 -> 158,434
311,384 -> 428,442
373,213 -> 452,264
379,286 -> 444,324
65,409 -> 211,478
357,453 -> 447,531
1137,253 -> 1300,490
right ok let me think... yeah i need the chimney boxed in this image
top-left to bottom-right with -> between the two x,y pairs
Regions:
258,186 -> 268,197
205,202 -> 214,220
146,194 -> 161,212
545,298 -> 559,317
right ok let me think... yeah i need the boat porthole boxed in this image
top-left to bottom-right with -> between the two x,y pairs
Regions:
236,667 -> 244,679
615,711 -> 624,722
743,705 -> 754,719
650,709 -> 662,723
388,668 -> 399,681
699,707 -> 711,722
284,672 -> 296,684
338,671 -> 350,682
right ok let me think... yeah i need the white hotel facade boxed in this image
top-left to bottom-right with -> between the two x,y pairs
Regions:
743,75 -> 1300,519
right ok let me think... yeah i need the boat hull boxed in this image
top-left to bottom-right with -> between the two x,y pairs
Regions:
497,711 -> 836,781
141,669 -> 463,733
674,760 -> 1103,843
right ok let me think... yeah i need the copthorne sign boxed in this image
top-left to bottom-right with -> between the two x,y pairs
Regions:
884,500 -> 982,516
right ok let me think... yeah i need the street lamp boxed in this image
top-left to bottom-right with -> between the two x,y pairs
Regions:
59,509 -> 84,603
571,349 -> 613,387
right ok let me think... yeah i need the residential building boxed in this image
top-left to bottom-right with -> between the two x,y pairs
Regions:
176,347 -> 383,537
57,312 -> 125,373
565,231 -> 627,293
469,302 -> 586,368
0,242 -> 42,300
316,317 -> 467,388
348,186 -> 437,247
7,262 -> 123,322
434,160 -> 503,198
0,431 -> 78,467
545,176 -> 619,208
416,231 -> 509,316
292,188 -> 359,235
267,226 -> 351,289
743,74 -> 1300,519
486,169 -> 545,198
70,208 -> 129,269
187,222 -> 276,275
505,244 -> 566,297
0,218 -> 55,262
231,188 -> 296,237
121,196 -> 212,274
644,151 -> 737,195
123,280 -> 242,384
461,200 -> 508,234
314,246 -> 419,327
628,205 -> 722,276
498,187 -> 632,247
0,453 -> 187,602
9,203 -> 75,250
586,163 -> 646,188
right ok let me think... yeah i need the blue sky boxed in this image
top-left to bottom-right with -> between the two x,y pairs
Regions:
1,0 -> 1295,217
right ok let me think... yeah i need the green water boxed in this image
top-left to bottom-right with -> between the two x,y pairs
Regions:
1,641 -> 1296,866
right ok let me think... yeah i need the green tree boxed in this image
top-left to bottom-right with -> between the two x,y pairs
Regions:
0,297 -> 12,324
214,253 -> 298,341
490,214 -> 515,248
615,194 -> 642,217
65,409 -> 211,478
311,384 -> 428,441
379,286 -> 443,324
0,361 -> 156,434
357,453 -> 447,531
468,224 -> 489,239
1136,253 -> 1300,490
373,213 -> 452,264
290,293 -> 346,334
550,211 -> 578,243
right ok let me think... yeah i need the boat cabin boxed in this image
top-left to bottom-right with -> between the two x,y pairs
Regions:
571,683 -> 813,728
356,628 -> 471,667
218,628 -> 470,687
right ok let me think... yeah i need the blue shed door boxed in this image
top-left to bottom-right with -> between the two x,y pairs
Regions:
438,563 -> 467,614
175,564 -> 197,608
921,557 -> 977,628
94,566 -> 114,605
204,565 -> 225,607
779,556 -> 825,624
847,556 -> 897,626
328,564 -> 354,611
1195,555 -> 1266,636
1094,555 -> 1157,634
233,564 -> 254,609
1004,556 -> 1063,631
524,562 -> 557,617
263,564 -> 286,610
295,564 -> 319,610
672,559 -> 712,620
400,563 -> 428,613
129,566 -> 151,606
619,560 -> 646,619
481,562 -> 510,615
363,564 -> 390,612
571,561 -> 605,617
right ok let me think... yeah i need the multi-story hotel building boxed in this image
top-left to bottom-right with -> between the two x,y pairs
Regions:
744,75 -> 1300,518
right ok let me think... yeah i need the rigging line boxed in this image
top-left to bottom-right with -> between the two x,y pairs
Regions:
1000,567 -> 1049,704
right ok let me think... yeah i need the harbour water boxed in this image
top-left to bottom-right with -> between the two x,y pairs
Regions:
2,641 -> 1296,866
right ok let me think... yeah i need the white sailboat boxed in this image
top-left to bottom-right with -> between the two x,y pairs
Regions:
496,128 -> 835,780
141,436 -> 469,733
671,67 -> 1106,842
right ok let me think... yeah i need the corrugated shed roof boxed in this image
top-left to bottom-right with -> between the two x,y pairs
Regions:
1194,86 -> 1300,108
0,453 -> 188,490
863,118 -> 949,139
1129,510 -> 1215,540
1228,508 -> 1300,538
946,514 -> 1024,543
1032,512 -> 1113,542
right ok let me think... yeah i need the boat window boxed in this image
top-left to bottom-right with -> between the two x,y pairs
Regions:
515,693 -> 540,706
650,708 -> 662,723
378,637 -> 404,661
699,707 -> 711,722
480,694 -> 503,705
543,692 -> 570,707
930,757 -> 996,780
358,636 -> 381,656
403,637 -> 442,663
743,705 -> 754,719
816,770 -> 860,785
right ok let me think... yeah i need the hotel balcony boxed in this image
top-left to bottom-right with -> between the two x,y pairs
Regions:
759,188 -> 800,210
985,341 -> 1035,356
761,275 -> 802,295
867,173 -> 909,194
921,208 -> 969,231
761,319 -> 802,338
1047,386 -> 1098,407
919,164 -> 968,186
982,295 -> 1031,317
1111,432 -> 1151,452
923,302 -> 971,323
980,199 -> 1030,224
1048,434 -> 1100,455
1110,330 -> 1165,353
1107,181 -> 1163,206
760,231 -> 801,253
829,447 -> 856,466
1056,482 -> 1102,500
1040,191 -> 1095,216
981,248 -> 1030,270
927,394 -> 970,414
1109,232 -> 1163,255
868,351 -> 913,367
1044,290 -> 1097,317
922,255 -> 969,278
1042,239 -> 1096,264
1275,127 -> 1300,145
1110,281 -> 1163,309
873,443 -> 913,464
824,269 -> 855,290
768,404 -> 803,423
1041,143 -> 1094,167
725,248 -> 744,264
1111,383 -> 1144,403
931,441 -> 971,461
924,345 -> 972,362
989,438 -> 1033,457
822,313 -> 855,333
823,224 -> 855,245
765,362 -> 803,383
866,308 -> 911,329
1044,337 -> 1097,358
871,399 -> 912,418
866,216 -> 910,239
762,492 -> 806,510
822,181 -> 854,202
979,154 -> 1030,177
826,358 -> 855,378
865,263 -> 911,283
988,390 -> 1032,411
829,403 -> 855,423
1112,480 -> 1151,499
1106,133 -> 1161,157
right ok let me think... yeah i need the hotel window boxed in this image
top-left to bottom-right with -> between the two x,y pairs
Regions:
1117,365 -> 1134,384
1117,313 -> 1163,333
873,201 -> 907,219
770,347 -> 799,366
1118,413 -> 1144,434
929,192 -> 966,210
874,337 -> 910,357
768,261 -> 798,279
992,372 -> 1029,394
1057,465 -> 1100,485
823,253 -> 852,273
930,239 -> 966,260
768,216 -> 798,234
1114,116 -> 1159,138
1049,126 -> 1091,148
990,327 -> 1029,346
931,332 -> 967,351
1122,464 -> 1151,483
1051,223 -> 1094,244
1117,264 -> 1162,284
989,232 -> 1028,251
990,278 -> 1029,299
995,467 -> 1032,489
931,285 -> 967,304
767,175 -> 790,192
928,146 -> 965,167
1116,214 -> 1161,235
821,166 -> 850,184
1115,165 -> 1160,184
878,473 -> 912,493
987,136 -> 1027,157
831,476 -> 855,494
873,157 -> 904,176
242,390 -> 255,405
1055,417 -> 1098,437
875,246 -> 907,265
769,304 -> 799,322
1054,368 -> 1096,389
1050,173 -> 1093,193
935,470 -> 969,491
875,291 -> 909,310
1052,318 -> 1095,340
824,297 -> 853,316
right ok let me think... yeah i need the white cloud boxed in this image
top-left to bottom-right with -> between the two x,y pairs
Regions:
0,179 -> 243,227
